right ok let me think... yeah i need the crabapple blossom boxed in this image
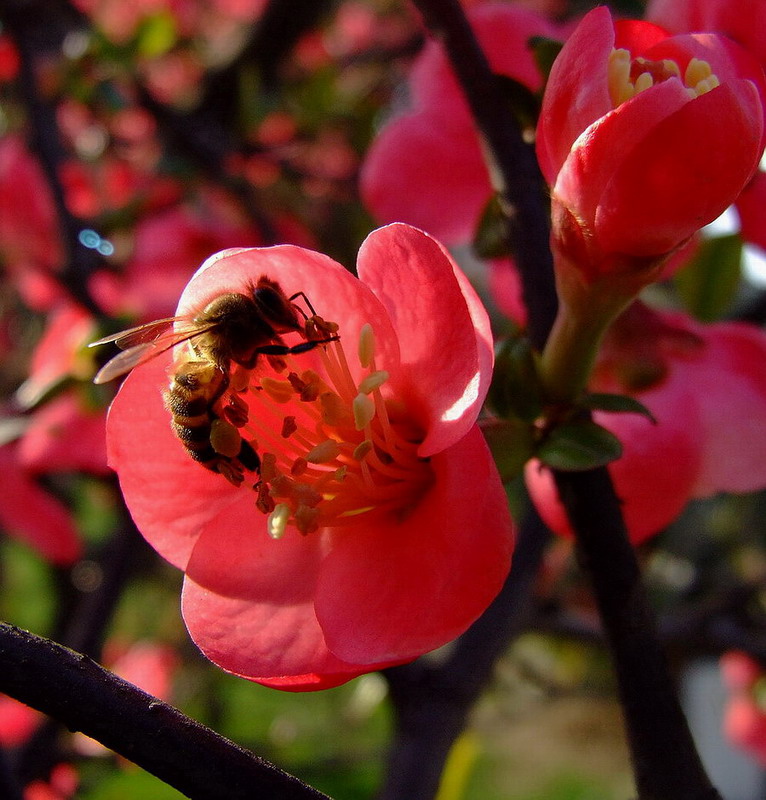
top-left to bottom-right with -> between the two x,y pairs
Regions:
537,6 -> 765,296
106,223 -> 514,690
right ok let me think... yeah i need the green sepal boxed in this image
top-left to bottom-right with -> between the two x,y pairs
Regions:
674,233 -> 742,322
473,193 -> 511,260
489,335 -> 545,421
482,418 -> 537,482
579,392 -> 657,424
537,420 -> 623,471
528,36 -> 564,85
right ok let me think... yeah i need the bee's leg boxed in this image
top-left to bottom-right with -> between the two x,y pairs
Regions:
255,336 -> 339,358
288,291 -> 317,319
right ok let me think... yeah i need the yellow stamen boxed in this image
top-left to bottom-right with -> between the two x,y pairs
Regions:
358,323 -> 376,368
268,504 -> 291,539
353,393 -> 376,430
358,370 -> 389,394
207,314 -> 432,539
260,377 -> 296,403
306,439 -> 342,464
608,48 -> 719,108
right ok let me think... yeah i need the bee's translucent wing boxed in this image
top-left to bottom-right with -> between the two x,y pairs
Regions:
89,317 -> 180,350
91,319 -> 215,384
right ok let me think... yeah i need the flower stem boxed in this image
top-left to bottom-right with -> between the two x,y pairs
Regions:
538,302 -> 613,404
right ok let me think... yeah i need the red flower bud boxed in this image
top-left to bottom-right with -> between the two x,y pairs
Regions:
537,7 -> 766,281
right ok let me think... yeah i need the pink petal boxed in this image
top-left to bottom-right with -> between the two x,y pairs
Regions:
596,81 -> 762,256
362,3 -> 559,244
536,7 -> 615,184
689,322 -> 766,496
107,354 -> 243,569
410,3 -> 555,108
181,500 -> 384,689
19,392 -> 109,475
0,695 -> 40,747
737,171 -> 766,251
553,78 -> 693,256
314,426 -> 514,664
357,224 -> 493,456
643,32 -> 766,153
0,445 -> 81,564
360,110 -> 491,243
613,18 -> 669,53
647,0 -> 766,68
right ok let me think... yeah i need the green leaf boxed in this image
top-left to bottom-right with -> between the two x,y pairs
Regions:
136,11 -> 177,58
674,233 -> 742,322
580,393 -> 657,423
473,193 -> 511,260
494,74 -> 541,133
482,418 -> 536,482
489,336 -> 545,421
538,420 -> 623,471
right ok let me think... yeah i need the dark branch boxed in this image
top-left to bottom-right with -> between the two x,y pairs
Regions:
554,469 -> 721,800
0,624 -> 330,800
2,0 -> 104,317
411,0 -> 557,350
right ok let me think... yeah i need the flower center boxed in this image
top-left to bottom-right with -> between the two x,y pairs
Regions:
608,49 -> 720,107
217,322 -> 433,537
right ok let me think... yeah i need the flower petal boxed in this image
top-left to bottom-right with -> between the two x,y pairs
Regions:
0,444 -> 81,564
360,110 -> 491,243
357,224 -> 493,456
596,82 -> 762,256
314,426 -> 513,664
536,6 -> 615,184
107,354 -> 242,569
736,170 -> 766,251
181,500 -> 392,689
689,322 -> 766,496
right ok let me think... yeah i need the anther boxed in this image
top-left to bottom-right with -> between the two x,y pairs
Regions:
281,416 -> 298,438
353,440 -> 374,461
260,377 -> 295,403
306,439 -> 341,463
358,370 -> 389,394
358,324 -> 376,368
268,504 -> 291,539
353,393 -> 376,430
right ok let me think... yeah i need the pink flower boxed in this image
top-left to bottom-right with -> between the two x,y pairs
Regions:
360,3 -> 561,244
537,6 -> 765,284
106,223 -> 514,690
526,303 -> 766,544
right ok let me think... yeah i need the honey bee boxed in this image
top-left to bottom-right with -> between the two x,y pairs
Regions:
90,275 -> 339,484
